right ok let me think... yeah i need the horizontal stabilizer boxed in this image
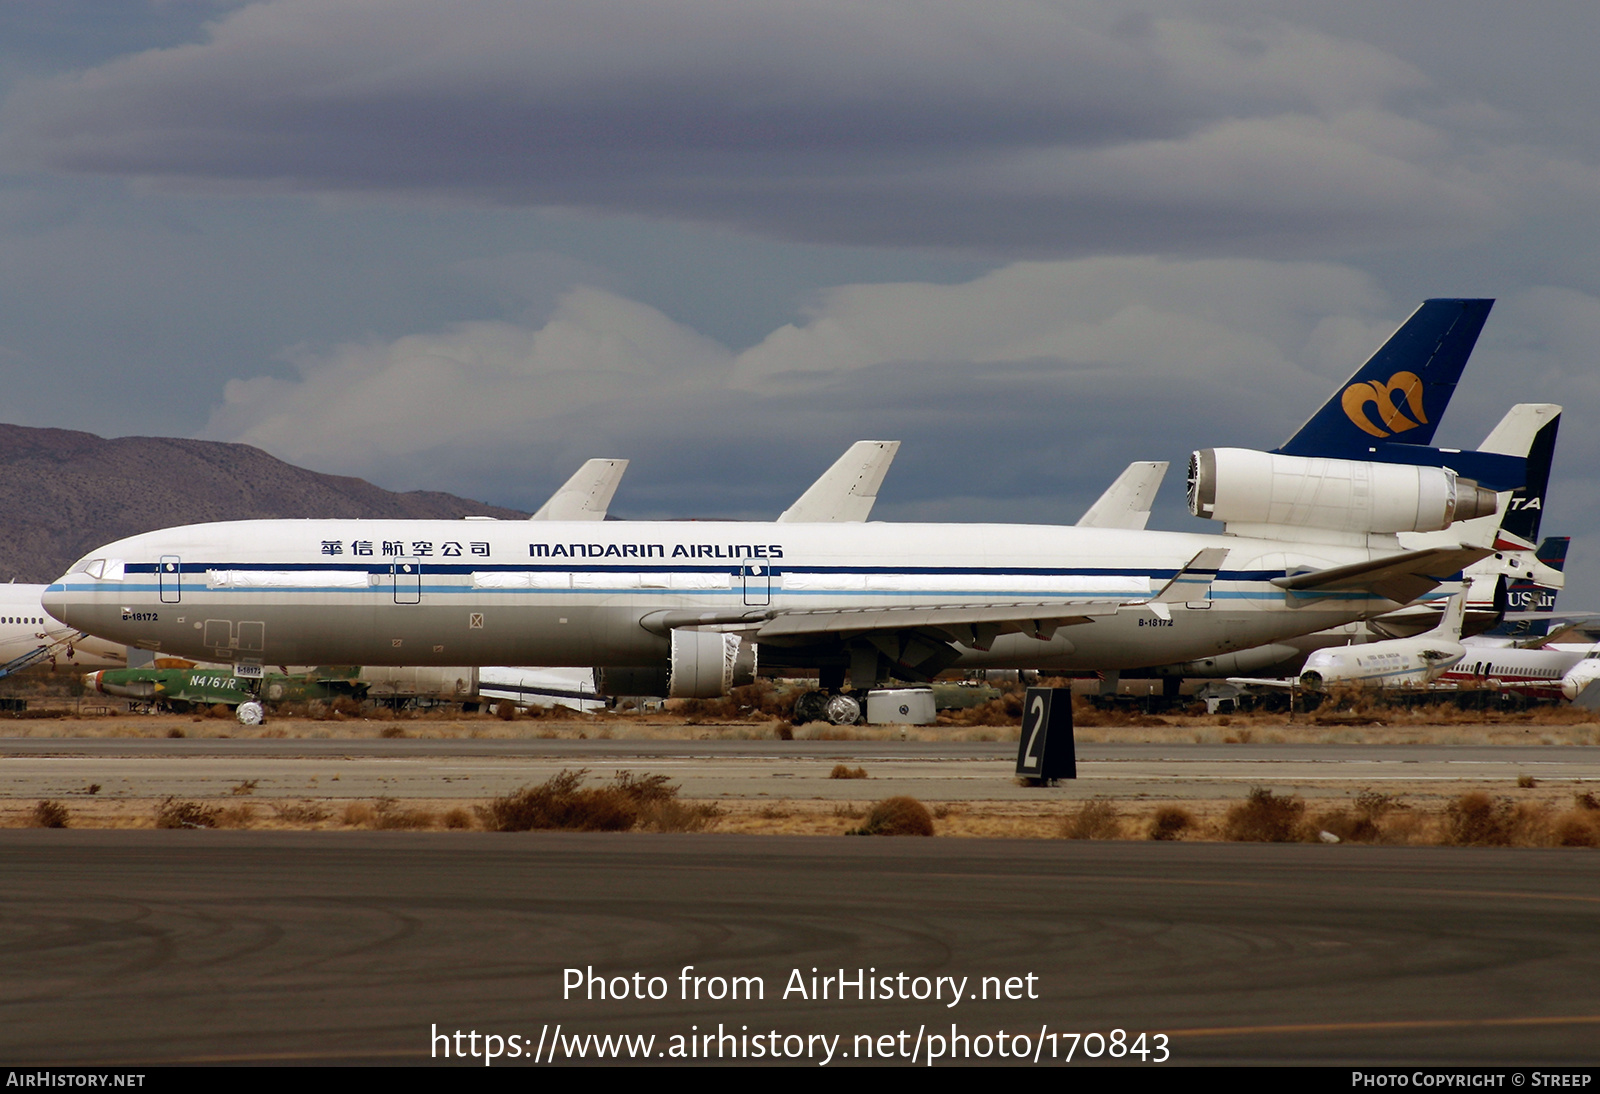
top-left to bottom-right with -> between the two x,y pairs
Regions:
1272,546 -> 1492,606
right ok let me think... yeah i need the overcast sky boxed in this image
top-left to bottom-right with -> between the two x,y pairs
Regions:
2,2 -> 1598,599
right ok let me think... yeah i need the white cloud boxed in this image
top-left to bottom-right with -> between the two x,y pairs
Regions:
203,256 -> 1397,506
206,286 -> 732,470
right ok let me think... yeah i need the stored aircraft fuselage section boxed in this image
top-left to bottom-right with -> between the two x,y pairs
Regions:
45,518 -> 1424,673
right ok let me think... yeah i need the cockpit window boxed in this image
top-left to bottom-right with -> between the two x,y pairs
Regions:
67,558 -> 124,580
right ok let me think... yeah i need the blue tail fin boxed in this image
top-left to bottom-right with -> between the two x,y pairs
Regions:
1495,414 -> 1559,548
1536,536 -> 1569,573
1277,299 -> 1493,457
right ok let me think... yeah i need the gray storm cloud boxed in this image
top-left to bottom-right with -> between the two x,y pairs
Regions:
0,0 -> 1501,254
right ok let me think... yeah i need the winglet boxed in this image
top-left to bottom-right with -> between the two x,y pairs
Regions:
1076,462 -> 1168,530
1145,548 -> 1229,620
529,458 -> 629,521
778,441 -> 900,523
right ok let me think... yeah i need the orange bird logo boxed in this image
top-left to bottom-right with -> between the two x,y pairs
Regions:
1341,371 -> 1428,438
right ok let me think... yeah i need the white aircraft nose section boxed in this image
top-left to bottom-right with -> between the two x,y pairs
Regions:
42,583 -> 69,627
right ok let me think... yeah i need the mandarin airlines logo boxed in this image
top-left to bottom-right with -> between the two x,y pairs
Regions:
1340,370 -> 1428,438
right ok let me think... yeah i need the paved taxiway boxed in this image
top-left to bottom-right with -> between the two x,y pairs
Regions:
1,831 -> 1597,1066
1,739 -> 1595,802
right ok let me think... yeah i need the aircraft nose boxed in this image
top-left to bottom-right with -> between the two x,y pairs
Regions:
83,671 -> 102,694
42,583 -> 68,627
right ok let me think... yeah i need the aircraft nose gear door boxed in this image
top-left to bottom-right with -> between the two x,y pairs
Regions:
741,558 -> 771,607
159,556 -> 182,603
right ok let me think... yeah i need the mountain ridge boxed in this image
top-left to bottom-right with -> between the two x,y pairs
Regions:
0,423 -> 529,583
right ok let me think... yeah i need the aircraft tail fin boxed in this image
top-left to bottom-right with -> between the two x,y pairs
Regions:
778,441 -> 900,523
1076,461 -> 1168,530
1277,299 -> 1492,458
1536,535 -> 1570,573
1426,588 -> 1470,641
530,458 -> 629,521
1486,406 -> 1559,549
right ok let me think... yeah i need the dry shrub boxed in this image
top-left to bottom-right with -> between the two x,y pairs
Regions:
216,804 -> 255,829
167,727 -> 186,739
1148,806 -> 1194,841
829,764 -> 868,780
774,721 -> 794,741
380,724 -> 408,738
1315,809 -> 1379,843
937,683 -> 1026,727
331,696 -> 364,717
1576,791 -> 1600,812
637,799 -> 723,833
371,797 -> 435,830
478,769 -> 685,832
1552,810 -> 1600,847
1063,800 -> 1121,840
495,700 -> 519,721
155,798 -> 220,829
1443,792 -> 1514,846
272,802 -> 330,824
442,807 -> 475,830
1315,789 -> 1406,844
1224,787 -> 1308,843
1517,774 -> 1537,789
848,796 -> 934,836
832,803 -> 865,819
206,704 -> 231,720
30,800 -> 69,828
230,780 -> 257,796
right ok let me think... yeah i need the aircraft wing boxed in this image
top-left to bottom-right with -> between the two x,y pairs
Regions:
751,601 -> 1118,644
778,441 -> 900,522
1272,546 -> 1492,606
1075,461 -> 1168,530
644,549 -> 1228,668
529,458 -> 629,521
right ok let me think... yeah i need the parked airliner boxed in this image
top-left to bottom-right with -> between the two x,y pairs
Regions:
44,300 -> 1506,698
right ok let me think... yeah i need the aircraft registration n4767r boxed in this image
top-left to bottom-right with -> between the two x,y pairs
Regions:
42,300 -> 1507,699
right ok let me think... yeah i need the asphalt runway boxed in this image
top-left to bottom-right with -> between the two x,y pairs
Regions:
1,831 -> 1597,1067
2,739 -> 1596,802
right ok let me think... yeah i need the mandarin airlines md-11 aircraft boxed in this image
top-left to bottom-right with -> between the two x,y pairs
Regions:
43,300 -> 1515,708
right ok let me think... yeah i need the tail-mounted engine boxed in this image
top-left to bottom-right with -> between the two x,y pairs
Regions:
1187,448 -> 1497,534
